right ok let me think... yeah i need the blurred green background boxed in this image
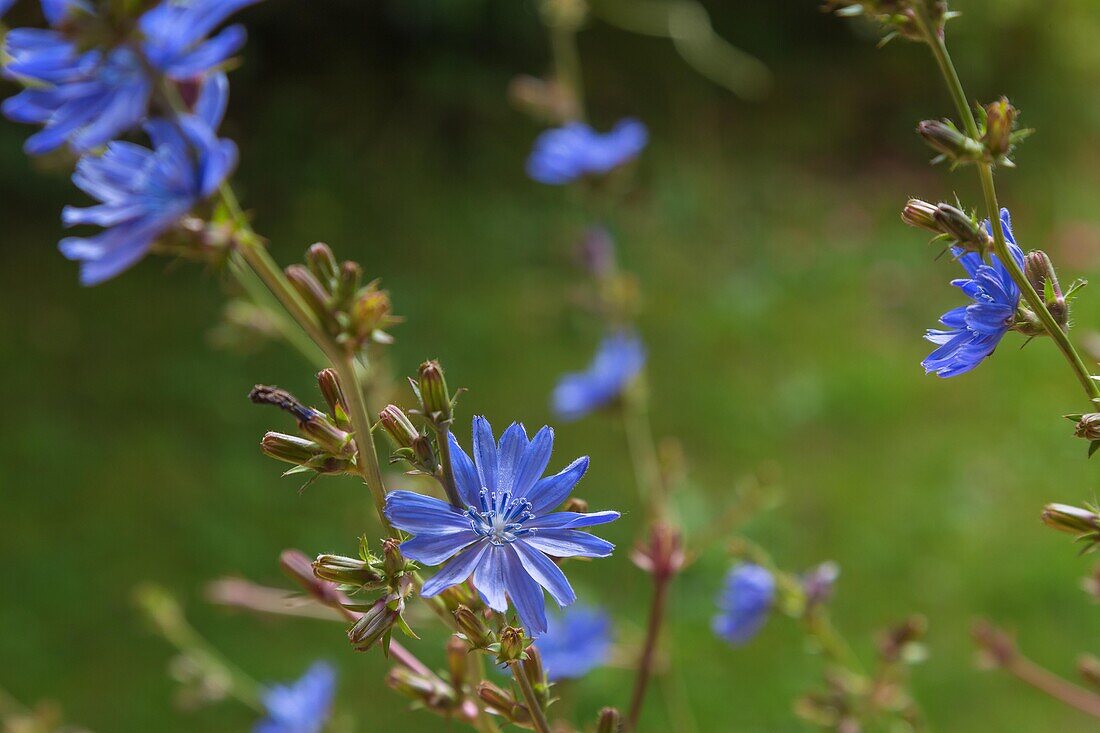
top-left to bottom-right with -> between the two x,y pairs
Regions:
3,0 -> 1100,730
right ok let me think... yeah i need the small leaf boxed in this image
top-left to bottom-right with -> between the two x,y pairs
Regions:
1090,440 -> 1100,458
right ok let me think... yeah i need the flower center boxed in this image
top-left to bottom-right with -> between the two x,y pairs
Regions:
466,488 -> 537,546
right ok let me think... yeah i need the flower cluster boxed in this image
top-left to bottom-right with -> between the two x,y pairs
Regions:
1,0 -> 258,283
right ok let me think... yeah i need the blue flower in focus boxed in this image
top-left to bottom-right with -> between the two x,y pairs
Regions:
922,208 -> 1024,378
59,74 -> 237,285
255,662 -> 336,733
384,417 -> 620,636
2,0 -> 258,154
534,606 -> 612,681
712,563 -> 774,646
526,118 -> 647,185
552,332 -> 645,422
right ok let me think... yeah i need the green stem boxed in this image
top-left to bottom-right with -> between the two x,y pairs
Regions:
509,661 -> 554,733
433,422 -> 463,508
549,19 -> 585,121
804,608 -> 865,675
916,13 -> 1100,406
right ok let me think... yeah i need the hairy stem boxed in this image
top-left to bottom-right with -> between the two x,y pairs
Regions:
509,660 -> 554,733
915,12 -> 1100,405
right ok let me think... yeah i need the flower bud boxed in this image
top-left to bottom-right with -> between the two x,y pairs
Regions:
446,635 -> 468,691
1024,250 -> 1068,327
561,497 -> 589,513
982,97 -> 1017,159
477,682 -> 530,725
351,285 -> 392,340
917,119 -> 983,163
305,242 -> 339,284
300,415 -> 353,458
418,360 -> 453,424
285,264 -> 339,334
521,644 -> 548,701
387,667 -> 456,712
261,432 -> 322,465
441,583 -> 479,611
900,199 -> 939,234
382,538 -> 409,582
1042,503 -> 1100,535
596,707 -> 623,733
280,549 -> 342,606
497,626 -> 527,664
334,260 -> 362,306
312,554 -> 385,589
347,594 -> 402,652
316,369 -> 350,429
379,405 -> 419,449
932,204 -> 990,250
454,606 -> 495,649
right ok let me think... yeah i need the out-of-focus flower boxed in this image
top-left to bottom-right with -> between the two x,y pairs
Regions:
59,74 -> 237,284
552,332 -> 645,421
0,0 -> 16,17
384,417 -> 620,636
712,563 -> 775,645
526,118 -> 647,185
254,662 -> 336,733
922,208 -> 1024,378
1,0 -> 258,154
534,606 -> 612,681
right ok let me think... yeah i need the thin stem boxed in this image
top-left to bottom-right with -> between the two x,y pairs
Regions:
626,572 -> 671,731
804,608 -> 865,675
549,19 -> 585,121
915,12 -> 1100,406
622,383 -> 663,519
509,661 -> 554,733
1006,655 -> 1100,719
434,422 -> 463,508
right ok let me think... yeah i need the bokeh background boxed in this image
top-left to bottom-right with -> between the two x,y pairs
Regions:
4,0 -> 1100,730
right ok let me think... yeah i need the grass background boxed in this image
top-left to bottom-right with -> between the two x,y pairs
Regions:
3,0 -> 1100,729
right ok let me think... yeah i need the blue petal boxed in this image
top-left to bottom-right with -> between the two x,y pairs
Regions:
472,416 -> 498,494
399,530 -> 480,565
511,426 -> 554,500
383,490 -> 474,534
526,510 -> 620,530
527,456 -> 589,515
421,542 -> 489,598
502,545 -> 548,636
448,432 -> 482,508
522,529 -> 614,559
496,422 -> 529,496
511,540 -> 576,607
472,544 -> 507,612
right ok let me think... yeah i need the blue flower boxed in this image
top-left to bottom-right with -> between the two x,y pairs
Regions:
384,417 -> 620,636
1,0 -> 258,154
59,73 -> 237,285
534,606 -> 612,681
255,662 -> 336,733
922,208 -> 1025,378
712,563 -> 774,646
552,332 -> 645,421
526,118 -> 648,185
0,0 -> 16,17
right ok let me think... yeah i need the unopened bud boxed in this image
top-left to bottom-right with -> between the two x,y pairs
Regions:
982,97 -> 1017,159
285,265 -> 338,333
596,707 -> 623,733
249,384 -> 314,423
335,260 -> 362,306
352,285 -> 392,340
379,405 -> 419,449
561,497 -> 589,513
521,644 -> 547,699
454,606 -> 494,648
1024,250 -> 1067,327
917,119 -> 983,163
477,682 -> 530,725
312,554 -> 385,589
417,360 -> 452,424
1042,503 -> 1100,535
347,595 -> 402,652
381,538 -> 409,582
300,415 -> 353,458
306,242 -> 339,284
497,626 -> 527,664
932,204 -> 989,250
388,667 -> 456,711
316,369 -> 349,428
901,199 -> 939,234
280,549 -> 341,606
446,635 -> 468,691
261,432 -> 322,465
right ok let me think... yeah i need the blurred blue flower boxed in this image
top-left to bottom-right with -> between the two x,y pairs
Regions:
712,563 -> 774,646
922,208 -> 1024,378
552,332 -> 645,421
526,118 -> 647,185
0,0 -> 16,17
2,0 -> 257,154
535,606 -> 612,681
255,662 -> 336,733
59,74 -> 237,285
384,417 -> 620,636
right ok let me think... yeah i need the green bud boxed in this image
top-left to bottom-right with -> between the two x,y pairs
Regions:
454,606 -> 494,648
312,554 -> 385,589
1024,250 -> 1068,328
477,682 -> 530,725
300,415 -> 353,458
917,119 -> 983,164
347,594 -> 402,652
316,369 -> 350,429
382,538 -> 411,584
932,204 -> 990,251
280,549 -> 341,606
496,626 -> 527,664
305,242 -> 339,285
417,360 -> 452,424
285,265 -> 339,334
445,635 -> 468,691
387,667 -> 456,712
521,643 -> 548,702
1075,415 -> 1100,441
334,260 -> 363,307
261,432 -> 322,465
351,284 -> 392,341
982,97 -> 1017,159
597,707 -> 623,733
379,405 -> 419,449
1042,503 -> 1100,535
900,199 -> 940,234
